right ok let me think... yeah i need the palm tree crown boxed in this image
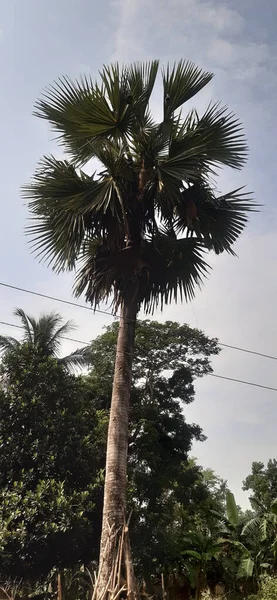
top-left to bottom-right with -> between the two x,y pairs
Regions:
23,60 -> 255,312
0,308 -> 89,371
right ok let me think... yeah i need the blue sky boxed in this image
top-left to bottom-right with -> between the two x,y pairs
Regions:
0,0 -> 277,506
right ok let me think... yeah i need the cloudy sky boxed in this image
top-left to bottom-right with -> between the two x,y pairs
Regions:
1,0 -> 277,507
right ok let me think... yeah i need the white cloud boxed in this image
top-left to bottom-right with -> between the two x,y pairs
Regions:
111,0 -> 276,93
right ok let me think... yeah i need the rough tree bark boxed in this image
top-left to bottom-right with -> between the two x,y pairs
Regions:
96,285 -> 138,600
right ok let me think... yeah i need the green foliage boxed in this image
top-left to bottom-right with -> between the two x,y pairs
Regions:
5,316 -> 277,598
24,60 -> 254,311
226,490 -> 240,529
0,318 -> 219,586
0,308 -> 90,371
259,576 -> 277,599
0,344 -> 106,579
0,479 -> 95,579
243,460 -> 277,511
245,577 -> 277,600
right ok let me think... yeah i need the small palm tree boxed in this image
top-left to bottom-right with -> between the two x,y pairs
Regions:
23,60 -> 255,597
0,308 -> 89,371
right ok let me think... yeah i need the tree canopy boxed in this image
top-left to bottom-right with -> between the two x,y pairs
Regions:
0,344 -> 106,579
24,60 -> 255,311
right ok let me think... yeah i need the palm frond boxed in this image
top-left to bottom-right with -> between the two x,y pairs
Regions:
121,60 -> 159,129
192,102 -> 248,170
34,73 -> 131,164
94,139 -> 135,182
23,156 -> 112,272
60,346 -> 92,371
0,309 -> 89,371
175,185 -> 255,254
167,103 -> 248,173
13,308 -> 34,343
30,313 -> 64,355
74,230 -> 209,312
139,232 -> 209,313
0,335 -> 20,353
74,238 -> 145,307
158,145 -> 211,186
42,316 -> 75,356
162,60 -> 213,119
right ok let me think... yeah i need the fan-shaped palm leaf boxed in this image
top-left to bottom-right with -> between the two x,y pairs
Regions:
162,60 -> 213,119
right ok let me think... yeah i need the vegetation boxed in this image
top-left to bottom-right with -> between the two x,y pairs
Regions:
0,308 -> 90,371
23,59 -> 254,595
1,314 -> 276,600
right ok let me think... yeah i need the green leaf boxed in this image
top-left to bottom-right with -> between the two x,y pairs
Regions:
162,60 -> 213,119
23,156 -> 112,272
226,490 -> 240,528
175,185 -> 255,255
139,233 -> 209,313
270,499 -> 277,515
242,517 -> 261,537
238,557 -> 254,578
34,72 -> 133,164
191,102 -> 248,170
181,549 -> 202,560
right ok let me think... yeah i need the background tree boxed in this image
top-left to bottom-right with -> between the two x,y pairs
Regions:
0,318 -> 218,590
24,59 -> 254,595
0,344 -> 106,581
243,461 -> 277,511
0,308 -> 89,370
85,320 -> 219,581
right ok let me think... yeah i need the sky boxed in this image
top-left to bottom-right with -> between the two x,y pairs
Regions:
0,0 -> 277,507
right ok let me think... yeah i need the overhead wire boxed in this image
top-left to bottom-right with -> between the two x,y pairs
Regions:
1,318 -> 277,393
209,374 -> 277,393
0,280 -> 277,361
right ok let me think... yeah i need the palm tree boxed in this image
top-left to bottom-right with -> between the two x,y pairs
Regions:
0,308 -> 89,371
23,60 -> 255,598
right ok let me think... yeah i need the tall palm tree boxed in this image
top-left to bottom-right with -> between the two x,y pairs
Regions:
23,60 -> 255,598
0,308 -> 89,371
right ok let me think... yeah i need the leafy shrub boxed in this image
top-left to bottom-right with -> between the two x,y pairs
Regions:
259,576 -> 277,599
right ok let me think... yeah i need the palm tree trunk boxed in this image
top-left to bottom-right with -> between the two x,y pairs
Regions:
96,286 -> 138,600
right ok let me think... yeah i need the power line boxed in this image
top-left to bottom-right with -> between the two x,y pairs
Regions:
1,318 -> 277,393
0,280 -> 277,362
209,374 -> 277,393
218,342 -> 277,362
0,282 -> 115,317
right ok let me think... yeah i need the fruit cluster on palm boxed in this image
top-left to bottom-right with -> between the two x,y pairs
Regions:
23,60 -> 254,599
